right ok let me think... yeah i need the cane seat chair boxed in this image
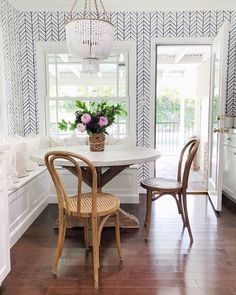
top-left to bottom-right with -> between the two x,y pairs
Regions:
141,139 -> 200,242
44,151 -> 123,289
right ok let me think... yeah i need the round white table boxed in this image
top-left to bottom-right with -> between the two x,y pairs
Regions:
31,145 -> 161,167
31,145 -> 161,229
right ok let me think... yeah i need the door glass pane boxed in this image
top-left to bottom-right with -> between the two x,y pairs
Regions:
210,53 -> 220,185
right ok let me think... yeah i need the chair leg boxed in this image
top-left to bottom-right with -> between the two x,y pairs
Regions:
177,193 -> 186,228
115,211 -> 123,260
182,191 -> 193,242
83,218 -> 89,249
144,189 -> 150,227
92,217 -> 99,289
52,212 -> 66,276
145,189 -> 153,240
58,216 -> 67,257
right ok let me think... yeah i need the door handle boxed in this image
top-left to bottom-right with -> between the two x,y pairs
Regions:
214,128 -> 221,133
224,128 -> 230,133
214,128 -> 229,134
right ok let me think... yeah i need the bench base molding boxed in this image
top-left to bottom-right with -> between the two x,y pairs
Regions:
8,169 -> 49,247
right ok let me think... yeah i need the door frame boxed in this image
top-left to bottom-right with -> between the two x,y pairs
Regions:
150,37 -> 214,178
207,21 -> 231,212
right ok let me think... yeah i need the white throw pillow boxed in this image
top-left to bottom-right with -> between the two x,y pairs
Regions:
64,135 -> 87,146
5,146 -> 18,190
49,136 -> 65,147
39,136 -> 51,149
25,136 -> 40,171
15,141 -> 29,178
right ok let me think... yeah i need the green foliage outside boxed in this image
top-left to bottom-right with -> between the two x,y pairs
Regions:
156,87 -> 195,124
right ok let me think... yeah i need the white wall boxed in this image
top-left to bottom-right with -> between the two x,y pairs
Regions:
9,0 -> 236,11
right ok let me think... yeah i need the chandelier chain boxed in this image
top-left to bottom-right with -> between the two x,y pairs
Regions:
69,0 -> 78,15
68,0 -> 110,21
98,0 -> 108,19
83,0 -> 87,17
88,0 -> 91,17
94,0 -> 100,18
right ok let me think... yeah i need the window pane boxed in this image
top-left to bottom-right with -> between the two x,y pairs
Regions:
57,63 -> 86,97
118,63 -> 127,97
57,100 -> 76,122
87,63 -> 117,97
49,100 -> 57,123
49,123 -> 58,136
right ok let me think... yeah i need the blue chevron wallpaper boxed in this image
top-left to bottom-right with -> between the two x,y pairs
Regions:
1,1 -> 236,180
0,0 -> 23,136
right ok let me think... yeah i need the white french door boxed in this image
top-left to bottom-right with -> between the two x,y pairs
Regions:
208,21 -> 230,212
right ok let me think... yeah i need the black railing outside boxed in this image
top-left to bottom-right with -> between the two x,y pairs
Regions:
156,121 -> 194,153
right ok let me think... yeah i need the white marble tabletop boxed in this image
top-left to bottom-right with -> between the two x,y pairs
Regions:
30,145 -> 161,167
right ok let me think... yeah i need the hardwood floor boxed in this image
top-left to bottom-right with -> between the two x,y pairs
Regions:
2,194 -> 236,295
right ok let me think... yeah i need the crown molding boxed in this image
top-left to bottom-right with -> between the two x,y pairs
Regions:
8,0 -> 236,12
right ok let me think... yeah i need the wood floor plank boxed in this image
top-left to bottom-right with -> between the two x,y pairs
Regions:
2,195 -> 236,295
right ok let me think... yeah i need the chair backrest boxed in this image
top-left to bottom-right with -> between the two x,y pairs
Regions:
44,151 -> 97,217
177,139 -> 200,190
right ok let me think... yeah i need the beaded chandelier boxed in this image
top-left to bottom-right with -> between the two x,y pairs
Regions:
65,0 -> 114,74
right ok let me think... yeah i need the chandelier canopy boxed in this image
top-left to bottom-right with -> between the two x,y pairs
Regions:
65,0 -> 114,74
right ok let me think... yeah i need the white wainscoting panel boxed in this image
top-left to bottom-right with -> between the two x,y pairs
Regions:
0,153 -> 10,285
8,169 -> 50,247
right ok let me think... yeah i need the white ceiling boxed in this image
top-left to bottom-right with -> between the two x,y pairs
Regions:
9,0 -> 236,11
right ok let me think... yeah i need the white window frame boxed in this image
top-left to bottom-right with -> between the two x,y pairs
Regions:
37,41 -> 136,144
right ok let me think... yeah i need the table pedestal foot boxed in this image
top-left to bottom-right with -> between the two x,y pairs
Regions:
118,208 -> 139,229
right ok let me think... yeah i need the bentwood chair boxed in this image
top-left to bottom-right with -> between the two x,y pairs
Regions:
141,139 -> 200,242
44,151 -> 123,289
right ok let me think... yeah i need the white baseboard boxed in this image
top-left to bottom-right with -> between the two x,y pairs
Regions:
139,186 -> 146,194
9,196 -> 48,248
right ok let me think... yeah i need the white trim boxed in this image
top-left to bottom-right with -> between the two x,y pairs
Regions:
36,41 -> 136,144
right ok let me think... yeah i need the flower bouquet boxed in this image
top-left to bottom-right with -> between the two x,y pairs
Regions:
58,100 -> 127,151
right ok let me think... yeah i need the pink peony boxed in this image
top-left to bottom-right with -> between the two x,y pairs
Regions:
98,116 -> 108,127
77,123 -> 86,133
81,113 -> 91,124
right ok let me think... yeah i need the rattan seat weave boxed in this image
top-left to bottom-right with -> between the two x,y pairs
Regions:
141,177 -> 182,192
67,193 -> 120,217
